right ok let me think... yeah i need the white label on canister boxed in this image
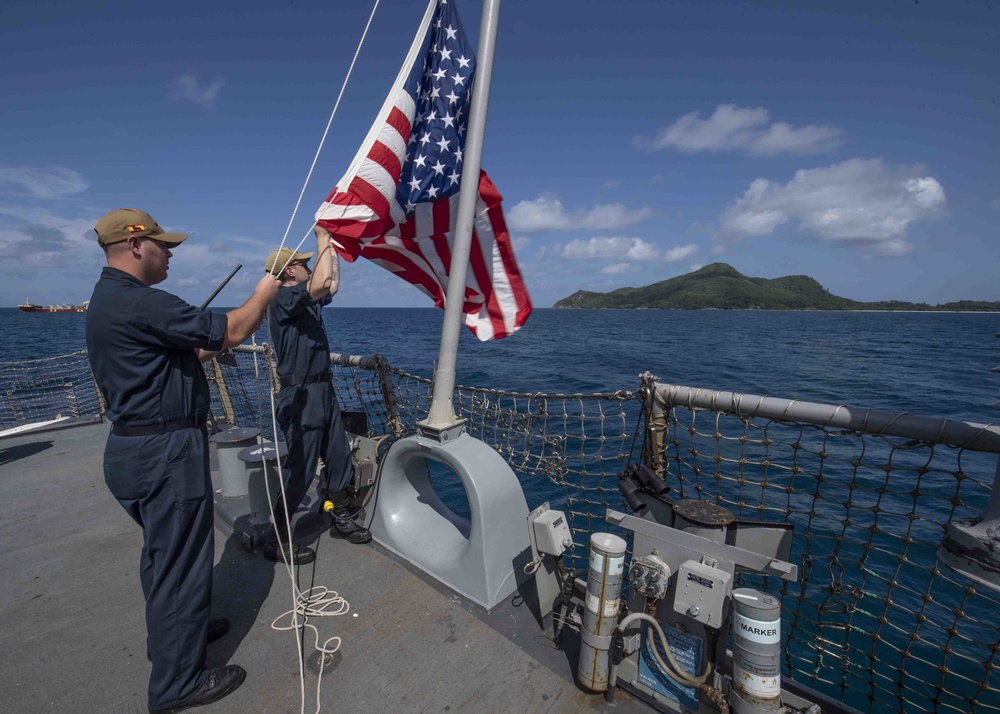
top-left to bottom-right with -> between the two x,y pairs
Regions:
604,597 -> 619,616
585,592 -> 620,616
589,551 -> 625,576
607,554 -> 624,577
734,612 -> 780,644
733,664 -> 780,698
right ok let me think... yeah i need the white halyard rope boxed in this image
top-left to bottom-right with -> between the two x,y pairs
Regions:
269,0 -> 383,279
254,2 -> 383,712
252,338 -> 352,714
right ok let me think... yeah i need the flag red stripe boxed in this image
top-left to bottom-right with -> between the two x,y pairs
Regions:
399,217 -> 414,242
398,234 -> 438,289
430,198 -> 452,280
480,172 -> 532,324
488,204 -> 532,325
366,140 -> 404,186
468,225 -> 508,338
386,106 -> 412,146
362,244 -> 446,308
344,176 -> 392,231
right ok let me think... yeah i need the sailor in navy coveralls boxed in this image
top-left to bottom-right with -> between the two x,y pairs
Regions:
86,208 -> 279,714
264,225 -> 371,566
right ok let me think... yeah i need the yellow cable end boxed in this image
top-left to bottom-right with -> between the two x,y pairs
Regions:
323,500 -> 334,513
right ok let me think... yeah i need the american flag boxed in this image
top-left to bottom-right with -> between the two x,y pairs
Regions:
315,0 -> 531,341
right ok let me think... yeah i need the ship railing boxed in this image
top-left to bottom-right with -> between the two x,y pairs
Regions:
235,351 -> 993,714
646,378 -> 1000,714
0,350 -> 104,431
4,348 -> 999,713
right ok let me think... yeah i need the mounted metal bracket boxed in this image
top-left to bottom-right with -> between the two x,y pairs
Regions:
416,418 -> 467,443
938,455 -> 1000,593
607,509 -> 798,582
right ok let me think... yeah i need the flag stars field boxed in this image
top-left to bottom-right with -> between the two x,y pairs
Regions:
398,5 -> 476,214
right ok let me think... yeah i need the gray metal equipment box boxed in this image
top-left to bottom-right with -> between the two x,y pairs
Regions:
673,560 -> 732,628
531,509 -> 573,556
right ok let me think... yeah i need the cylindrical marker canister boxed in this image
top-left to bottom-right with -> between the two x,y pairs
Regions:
578,533 -> 627,692
732,588 -> 781,711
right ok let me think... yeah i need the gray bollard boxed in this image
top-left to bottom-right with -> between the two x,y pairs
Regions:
211,427 -> 260,497
731,588 -> 782,713
238,440 -> 287,525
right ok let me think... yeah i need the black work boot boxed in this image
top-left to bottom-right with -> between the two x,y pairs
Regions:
262,517 -> 316,565
329,500 -> 372,544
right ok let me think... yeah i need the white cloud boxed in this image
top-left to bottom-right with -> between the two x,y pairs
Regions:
868,239 -> 914,258
0,166 -> 88,199
750,122 -> 843,156
506,194 -> 650,232
0,208 -> 98,267
718,159 -> 945,249
635,104 -> 843,156
664,244 -> 699,262
168,73 -> 225,109
561,237 -> 700,270
562,237 -> 659,260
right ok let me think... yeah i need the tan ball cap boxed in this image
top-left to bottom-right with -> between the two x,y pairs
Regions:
266,247 -> 314,273
94,208 -> 188,247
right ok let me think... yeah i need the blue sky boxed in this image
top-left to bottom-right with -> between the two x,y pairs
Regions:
1,0 -> 997,309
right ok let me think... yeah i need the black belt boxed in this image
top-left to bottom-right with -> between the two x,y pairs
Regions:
279,370 -> 331,388
111,417 -> 206,437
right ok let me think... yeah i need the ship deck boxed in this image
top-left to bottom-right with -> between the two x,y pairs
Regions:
1,421 -> 646,713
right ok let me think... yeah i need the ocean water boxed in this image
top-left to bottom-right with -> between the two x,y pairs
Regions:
3,306 -> 998,425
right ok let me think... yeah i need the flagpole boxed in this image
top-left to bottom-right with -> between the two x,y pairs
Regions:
424,0 -> 502,433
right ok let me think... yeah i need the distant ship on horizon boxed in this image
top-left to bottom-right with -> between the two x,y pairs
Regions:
18,298 -> 88,314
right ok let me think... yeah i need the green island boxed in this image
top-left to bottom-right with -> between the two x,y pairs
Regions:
553,263 -> 1000,311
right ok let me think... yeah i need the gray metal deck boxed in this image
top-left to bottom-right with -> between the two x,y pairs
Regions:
0,421 -> 644,713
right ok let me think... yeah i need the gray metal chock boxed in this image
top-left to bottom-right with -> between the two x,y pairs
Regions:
368,430 -> 530,610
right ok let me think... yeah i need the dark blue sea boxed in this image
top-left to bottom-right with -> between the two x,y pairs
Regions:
3,307 -> 998,425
